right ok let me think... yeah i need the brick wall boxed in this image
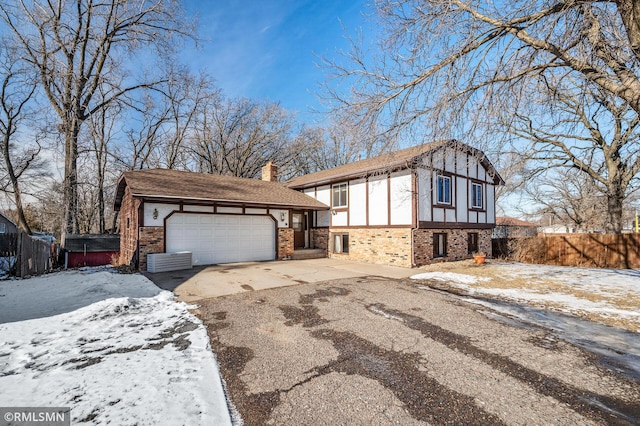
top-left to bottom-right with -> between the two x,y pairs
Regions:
139,227 -> 164,271
330,228 -> 413,267
278,228 -> 294,260
311,228 -> 329,253
118,186 -> 140,267
413,228 -> 492,266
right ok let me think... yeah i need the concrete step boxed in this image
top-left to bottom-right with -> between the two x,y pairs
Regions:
292,249 -> 326,260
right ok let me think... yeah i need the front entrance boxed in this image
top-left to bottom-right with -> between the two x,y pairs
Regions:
292,211 -> 306,248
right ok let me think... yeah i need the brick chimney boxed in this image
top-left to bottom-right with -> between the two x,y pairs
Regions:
262,161 -> 278,182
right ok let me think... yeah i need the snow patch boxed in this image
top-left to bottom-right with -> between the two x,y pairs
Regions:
410,271 -> 491,285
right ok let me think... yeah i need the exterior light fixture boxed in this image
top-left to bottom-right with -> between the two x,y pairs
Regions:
280,212 -> 286,221
153,208 -> 159,220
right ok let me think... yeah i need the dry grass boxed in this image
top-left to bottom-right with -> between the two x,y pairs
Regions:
417,260 -> 640,332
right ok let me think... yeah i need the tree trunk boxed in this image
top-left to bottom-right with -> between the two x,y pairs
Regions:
606,185 -> 626,234
62,122 -> 80,245
2,133 -> 32,234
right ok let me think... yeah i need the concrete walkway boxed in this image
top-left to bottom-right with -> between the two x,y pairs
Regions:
144,258 -> 415,301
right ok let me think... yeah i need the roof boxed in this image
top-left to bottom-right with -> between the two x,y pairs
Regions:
64,234 -> 120,252
285,140 -> 505,189
114,169 -> 329,211
0,211 -> 17,227
496,216 -> 538,227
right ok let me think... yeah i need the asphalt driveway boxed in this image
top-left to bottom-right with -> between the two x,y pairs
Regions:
144,258 -> 414,301
195,276 -> 640,425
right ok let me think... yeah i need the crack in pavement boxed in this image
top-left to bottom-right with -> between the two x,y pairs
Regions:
367,303 -> 640,425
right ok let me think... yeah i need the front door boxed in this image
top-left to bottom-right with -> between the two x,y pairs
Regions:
292,211 -> 306,249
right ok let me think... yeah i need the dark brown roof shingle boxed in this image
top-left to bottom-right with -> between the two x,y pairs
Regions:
114,169 -> 328,211
285,140 -> 504,188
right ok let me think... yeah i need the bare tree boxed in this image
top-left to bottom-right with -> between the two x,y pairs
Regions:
0,44 -> 44,234
191,97 -> 294,178
0,0 -> 193,243
324,0 -> 640,233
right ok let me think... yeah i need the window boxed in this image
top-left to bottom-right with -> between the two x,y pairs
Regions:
471,183 -> 483,209
333,233 -> 349,254
433,233 -> 447,258
436,175 -> 451,204
0,223 -> 5,234
332,183 -> 348,208
468,232 -> 479,254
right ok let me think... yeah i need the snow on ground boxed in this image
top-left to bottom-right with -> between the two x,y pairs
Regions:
0,269 -> 232,425
411,261 -> 640,332
411,261 -> 640,379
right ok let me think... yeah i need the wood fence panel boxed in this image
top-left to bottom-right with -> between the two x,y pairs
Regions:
508,234 -> 640,269
17,231 -> 52,277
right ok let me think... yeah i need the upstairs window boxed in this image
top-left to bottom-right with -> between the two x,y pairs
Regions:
332,183 -> 348,208
436,175 -> 451,205
471,183 -> 483,209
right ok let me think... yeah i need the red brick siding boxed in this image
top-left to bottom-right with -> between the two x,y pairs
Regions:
311,228 -> 329,254
139,227 -> 164,271
278,228 -> 294,259
118,186 -> 140,267
413,228 -> 492,266
329,228 -> 413,268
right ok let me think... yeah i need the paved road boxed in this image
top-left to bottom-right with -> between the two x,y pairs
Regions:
196,276 -> 640,425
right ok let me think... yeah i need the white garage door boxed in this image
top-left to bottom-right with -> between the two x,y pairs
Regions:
166,213 -> 276,265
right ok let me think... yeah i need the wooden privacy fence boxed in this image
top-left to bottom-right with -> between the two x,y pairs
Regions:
0,231 -> 53,277
502,234 -> 640,269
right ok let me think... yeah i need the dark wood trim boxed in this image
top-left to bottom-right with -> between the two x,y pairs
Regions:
134,196 -> 327,212
347,179 -> 351,226
387,174 -> 391,226
411,172 -> 418,229
418,221 -> 494,230
365,177 -> 370,226
139,200 -> 145,227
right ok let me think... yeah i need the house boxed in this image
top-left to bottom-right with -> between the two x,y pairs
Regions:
114,140 -> 503,271
63,234 -> 120,268
493,216 -> 538,238
0,212 -> 18,236
113,167 -> 329,271
285,140 -> 504,267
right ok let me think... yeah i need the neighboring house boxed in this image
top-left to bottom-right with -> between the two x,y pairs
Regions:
286,140 -> 504,267
0,212 -> 18,254
493,216 -> 538,238
0,212 -> 18,236
114,167 -> 329,271
63,234 -> 120,268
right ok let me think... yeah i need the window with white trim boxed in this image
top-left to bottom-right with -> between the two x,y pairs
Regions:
332,183 -> 348,208
0,223 -> 5,234
471,182 -> 483,209
436,175 -> 451,205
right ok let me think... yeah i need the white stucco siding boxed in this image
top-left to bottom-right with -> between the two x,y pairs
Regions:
332,211 -> 348,226
245,208 -> 267,214
217,206 -> 242,214
316,185 -> 330,206
183,205 -> 214,213
304,188 -> 315,198
444,150 -> 456,173
469,211 -> 478,223
144,203 -> 178,226
349,179 -> 367,226
269,209 -> 290,228
433,207 -> 445,222
445,209 -> 456,222
368,175 -> 388,225
456,151 -> 467,175
479,211 -> 487,223
456,177 -> 468,222
487,185 -> 496,223
390,172 -> 412,225
468,157 -> 478,179
417,168 -> 432,222
479,165 -> 486,181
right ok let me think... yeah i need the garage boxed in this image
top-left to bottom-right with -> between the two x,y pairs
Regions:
166,213 -> 276,265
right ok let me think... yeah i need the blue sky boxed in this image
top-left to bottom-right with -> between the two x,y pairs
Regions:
181,0 -> 370,124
